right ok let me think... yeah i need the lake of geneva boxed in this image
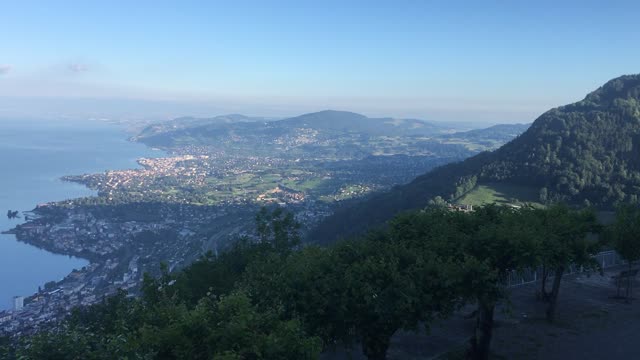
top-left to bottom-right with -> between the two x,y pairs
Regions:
0,119 -> 161,309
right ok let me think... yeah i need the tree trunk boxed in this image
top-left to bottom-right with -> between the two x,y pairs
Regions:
361,327 -> 395,360
469,301 -> 495,360
540,265 -> 550,301
546,266 -> 564,322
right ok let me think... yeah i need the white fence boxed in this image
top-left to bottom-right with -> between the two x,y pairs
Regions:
505,250 -> 625,287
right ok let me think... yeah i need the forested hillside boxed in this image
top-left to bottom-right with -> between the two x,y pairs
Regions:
312,75 -> 640,242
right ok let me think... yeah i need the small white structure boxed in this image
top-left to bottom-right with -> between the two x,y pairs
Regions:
13,296 -> 24,312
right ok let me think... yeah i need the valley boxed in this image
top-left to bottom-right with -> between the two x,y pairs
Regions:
4,4 -> 639,359
0,110 -> 526,335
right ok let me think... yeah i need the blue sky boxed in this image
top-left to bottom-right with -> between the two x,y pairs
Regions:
1,0 -> 639,122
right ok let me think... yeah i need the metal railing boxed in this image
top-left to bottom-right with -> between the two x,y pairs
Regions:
505,250 -> 625,287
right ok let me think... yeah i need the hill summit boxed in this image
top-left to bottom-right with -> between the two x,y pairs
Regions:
135,110 -> 447,148
479,74 -> 640,202
312,74 -> 640,242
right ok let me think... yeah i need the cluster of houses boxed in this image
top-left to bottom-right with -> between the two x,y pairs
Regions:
447,203 -> 475,212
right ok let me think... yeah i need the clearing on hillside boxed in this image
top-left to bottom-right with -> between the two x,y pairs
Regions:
456,182 -> 542,207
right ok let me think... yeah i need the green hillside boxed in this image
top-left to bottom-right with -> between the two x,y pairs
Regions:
311,74 -> 640,243
456,182 -> 542,207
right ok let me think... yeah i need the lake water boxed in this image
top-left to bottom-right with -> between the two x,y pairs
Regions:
0,119 -> 162,309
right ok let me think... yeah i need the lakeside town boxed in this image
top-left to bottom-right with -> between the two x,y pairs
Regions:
0,152 -> 366,335
0,118 -> 525,336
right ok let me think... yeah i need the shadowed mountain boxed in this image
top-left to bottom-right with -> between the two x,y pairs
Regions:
311,74 -> 640,243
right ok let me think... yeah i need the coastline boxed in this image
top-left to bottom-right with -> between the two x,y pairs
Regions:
0,126 -> 165,333
6,135 -> 162,266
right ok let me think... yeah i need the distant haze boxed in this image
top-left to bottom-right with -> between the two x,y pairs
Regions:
1,1 -> 639,123
0,96 -> 543,125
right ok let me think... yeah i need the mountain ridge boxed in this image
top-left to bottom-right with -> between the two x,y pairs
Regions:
310,74 -> 640,243
134,114 -> 269,139
135,110 -> 450,147
274,110 -> 443,135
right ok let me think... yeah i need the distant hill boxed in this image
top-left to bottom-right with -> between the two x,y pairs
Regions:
440,123 -> 530,147
275,110 -> 444,136
134,110 -> 450,148
131,110 -> 531,168
134,114 -> 269,139
311,74 -> 640,243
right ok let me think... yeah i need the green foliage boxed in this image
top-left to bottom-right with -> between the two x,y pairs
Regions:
243,228 -> 461,359
256,206 -> 301,252
457,183 -> 542,207
8,205 -> 605,360
17,291 -> 320,360
607,205 -> 640,264
388,205 -> 544,360
534,204 -> 601,270
452,175 -> 478,200
524,204 -> 601,322
330,233 -> 458,359
12,208 -> 321,360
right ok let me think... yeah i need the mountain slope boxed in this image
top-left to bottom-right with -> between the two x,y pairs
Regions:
479,75 -> 640,200
311,74 -> 640,243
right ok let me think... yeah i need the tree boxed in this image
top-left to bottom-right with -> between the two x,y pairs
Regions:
608,205 -> 640,266
245,229 -> 458,360
390,206 -> 539,360
331,233 -> 458,360
255,206 -> 301,253
539,187 -> 548,203
18,287 -> 321,359
463,205 -> 540,360
141,207 -> 301,307
135,290 -> 321,359
169,239 -> 269,306
534,204 -> 601,322
427,196 -> 448,207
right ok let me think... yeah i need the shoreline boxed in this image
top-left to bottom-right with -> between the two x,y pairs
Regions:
0,130 -> 162,328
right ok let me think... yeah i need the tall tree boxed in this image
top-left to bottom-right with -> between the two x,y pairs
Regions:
463,206 -> 540,360
608,205 -> 640,267
535,204 -> 601,322
255,206 -> 301,252
333,232 -> 458,360
246,229 -> 459,360
390,206 -> 539,360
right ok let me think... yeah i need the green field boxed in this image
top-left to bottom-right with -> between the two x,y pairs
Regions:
456,182 -> 542,207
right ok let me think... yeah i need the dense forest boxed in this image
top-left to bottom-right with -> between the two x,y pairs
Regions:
5,204 -> 638,360
312,75 -> 640,242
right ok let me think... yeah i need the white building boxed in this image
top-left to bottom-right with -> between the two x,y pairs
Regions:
13,296 -> 24,312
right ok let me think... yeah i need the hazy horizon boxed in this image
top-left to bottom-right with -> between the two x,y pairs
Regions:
0,96 -> 538,126
3,3 -> 640,355
2,1 -> 639,124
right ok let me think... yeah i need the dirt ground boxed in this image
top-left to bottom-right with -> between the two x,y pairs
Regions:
323,265 -> 640,359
